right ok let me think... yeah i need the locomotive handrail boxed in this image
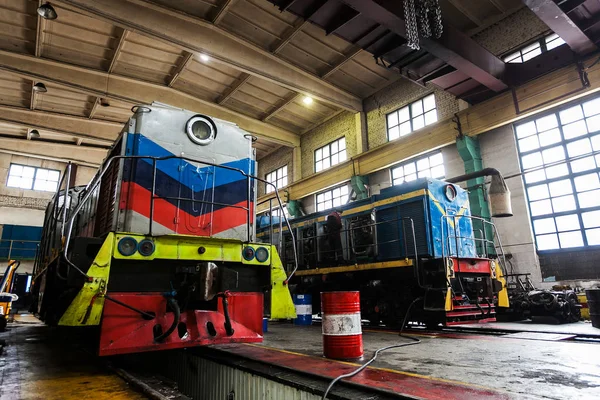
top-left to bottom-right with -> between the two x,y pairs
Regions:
58,153 -> 296,282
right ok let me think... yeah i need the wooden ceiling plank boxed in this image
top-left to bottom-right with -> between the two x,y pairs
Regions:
448,0 -> 484,26
262,93 -> 300,121
213,0 -> 239,25
218,73 -> 251,104
89,97 -> 100,118
55,0 -> 362,112
0,49 -> 300,147
35,0 -> 46,57
322,48 -> 362,78
272,19 -> 308,54
108,28 -> 129,73
168,51 -> 194,87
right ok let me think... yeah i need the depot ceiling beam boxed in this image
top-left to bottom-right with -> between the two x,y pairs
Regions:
212,0 -> 238,25
523,0 -> 597,55
55,0 -> 363,113
0,105 -> 120,143
338,0 -> 508,92
108,28 -> 129,73
0,137 -> 107,166
0,50 -> 300,147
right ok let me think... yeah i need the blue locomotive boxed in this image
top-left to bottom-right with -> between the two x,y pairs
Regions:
257,178 -> 510,326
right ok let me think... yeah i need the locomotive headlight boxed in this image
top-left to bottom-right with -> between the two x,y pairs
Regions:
118,237 -> 138,256
138,239 -> 155,256
186,115 -> 217,145
255,247 -> 269,263
242,246 -> 255,261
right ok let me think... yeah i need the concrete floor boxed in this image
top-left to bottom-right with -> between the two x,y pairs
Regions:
0,319 -> 145,400
261,322 -> 600,400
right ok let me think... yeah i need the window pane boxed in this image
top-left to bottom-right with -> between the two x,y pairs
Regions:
315,149 -> 322,161
559,231 -> 583,248
566,138 -> 592,157
406,173 -> 417,182
411,100 -> 423,116
387,112 -> 398,127
339,150 -> 347,162
571,156 -> 596,173
9,164 -> 22,176
583,98 -> 600,117
559,105 -> 584,125
516,121 -> 537,139
430,153 -> 443,166
586,115 -> 600,134
586,228 -> 600,245
548,179 -> 572,197
389,126 -> 400,140
338,138 -> 346,150
525,169 -> 546,183
504,51 -> 521,63
404,163 -> 416,174
21,178 -> 33,189
6,176 -> 21,188
412,115 -> 425,130
416,158 -> 430,171
22,167 -> 35,178
546,34 -> 565,50
533,218 -> 556,234
521,152 -> 543,169
331,153 -> 339,166
322,146 -> 330,157
316,161 -> 322,172
528,184 -> 549,201
538,128 -> 561,147
418,169 -> 431,178
574,173 -> 600,192
552,195 -> 576,213
330,141 -> 338,153
563,120 -> 588,140
424,109 -> 438,125
542,146 -> 565,164
423,94 -> 435,111
545,164 -> 569,179
392,166 -> 403,178
536,114 -> 558,132
399,121 -> 412,136
36,169 -> 48,179
530,199 -> 553,216
398,107 -> 410,123
522,46 -> 541,61
537,233 -> 559,250
323,158 -> 330,169
582,211 -> 600,228
555,214 -> 580,232
578,189 -> 600,208
519,135 -> 540,152
593,134 -> 600,151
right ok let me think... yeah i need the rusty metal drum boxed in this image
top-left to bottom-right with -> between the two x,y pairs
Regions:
321,291 -> 363,359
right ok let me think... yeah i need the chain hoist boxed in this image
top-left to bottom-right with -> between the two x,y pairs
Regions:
403,0 -> 444,50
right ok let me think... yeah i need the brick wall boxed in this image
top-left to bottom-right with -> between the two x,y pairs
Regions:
256,147 -> 294,196
300,111 -> 357,179
473,7 -> 549,56
364,83 -> 460,149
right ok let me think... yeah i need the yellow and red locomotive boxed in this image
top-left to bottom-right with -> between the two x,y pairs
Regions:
31,103 -> 295,355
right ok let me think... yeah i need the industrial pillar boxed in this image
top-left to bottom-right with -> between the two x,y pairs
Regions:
455,136 -> 494,255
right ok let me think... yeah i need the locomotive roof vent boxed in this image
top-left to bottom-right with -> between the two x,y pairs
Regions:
186,115 -> 217,145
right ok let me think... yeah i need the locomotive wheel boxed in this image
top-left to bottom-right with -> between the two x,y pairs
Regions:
0,316 -> 7,332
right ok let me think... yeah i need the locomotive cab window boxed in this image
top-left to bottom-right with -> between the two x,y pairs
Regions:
6,164 -> 60,192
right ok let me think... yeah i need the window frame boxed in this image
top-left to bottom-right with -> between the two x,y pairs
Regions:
6,163 -> 61,192
265,165 -> 288,194
386,93 -> 437,142
514,94 -> 600,253
390,151 -> 446,186
503,33 -> 566,64
314,137 -> 347,173
315,184 -> 350,212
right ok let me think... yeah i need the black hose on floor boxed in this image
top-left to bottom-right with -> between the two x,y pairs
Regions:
321,298 -> 423,400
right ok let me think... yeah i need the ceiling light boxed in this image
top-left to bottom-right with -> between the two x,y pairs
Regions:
37,3 -> 58,20
200,54 -> 210,62
33,82 -> 47,93
302,96 -> 313,105
29,129 -> 40,138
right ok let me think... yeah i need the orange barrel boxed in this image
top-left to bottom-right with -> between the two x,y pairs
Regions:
321,291 -> 363,359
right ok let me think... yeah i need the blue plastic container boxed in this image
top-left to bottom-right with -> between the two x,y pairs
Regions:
293,294 -> 313,326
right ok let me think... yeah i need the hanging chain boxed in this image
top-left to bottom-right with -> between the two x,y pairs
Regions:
404,0 -> 444,51
430,0 -> 444,39
404,0 -> 419,50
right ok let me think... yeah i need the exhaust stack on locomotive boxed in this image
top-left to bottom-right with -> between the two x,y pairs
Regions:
30,103 -> 296,356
